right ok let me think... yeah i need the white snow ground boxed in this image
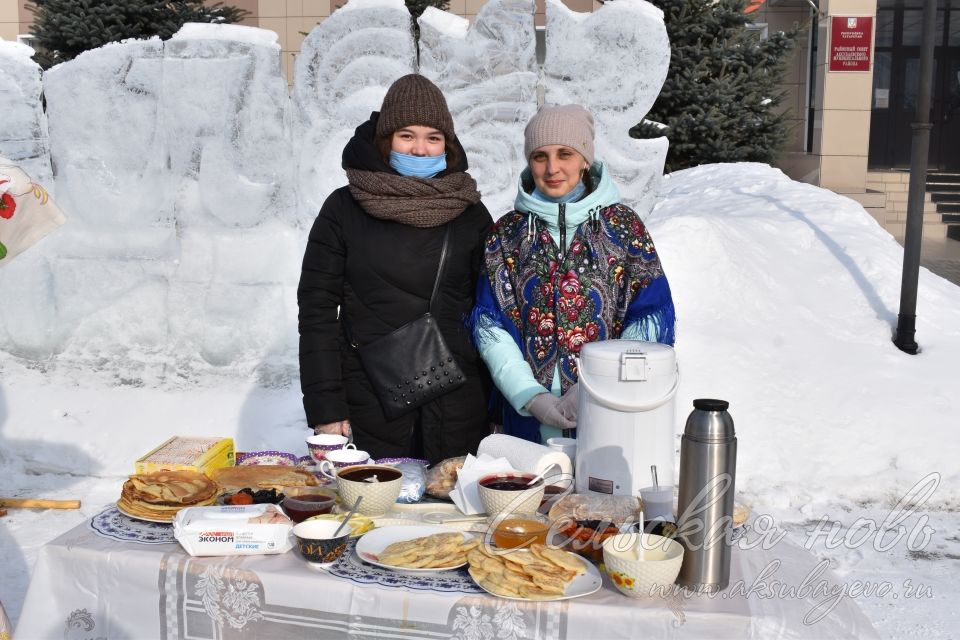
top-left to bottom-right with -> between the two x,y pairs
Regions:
2,163 -> 959,638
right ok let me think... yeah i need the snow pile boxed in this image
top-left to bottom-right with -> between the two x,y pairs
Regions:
653,163 -> 960,503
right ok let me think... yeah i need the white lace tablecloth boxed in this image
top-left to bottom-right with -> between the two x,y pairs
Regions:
17,510 -> 880,640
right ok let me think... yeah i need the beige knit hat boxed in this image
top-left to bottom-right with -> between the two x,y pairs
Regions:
376,74 -> 455,142
523,104 -> 595,165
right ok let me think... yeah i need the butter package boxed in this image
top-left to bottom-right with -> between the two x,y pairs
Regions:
173,504 -> 293,556
135,436 -> 235,476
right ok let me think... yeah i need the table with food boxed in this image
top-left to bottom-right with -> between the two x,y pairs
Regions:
16,408 -> 880,639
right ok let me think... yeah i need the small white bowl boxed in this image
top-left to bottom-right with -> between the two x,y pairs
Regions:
602,533 -> 684,598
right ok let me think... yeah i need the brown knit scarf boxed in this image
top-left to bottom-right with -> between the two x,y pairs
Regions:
345,169 -> 481,228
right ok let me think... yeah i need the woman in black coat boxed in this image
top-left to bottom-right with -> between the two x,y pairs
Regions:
298,75 -> 493,464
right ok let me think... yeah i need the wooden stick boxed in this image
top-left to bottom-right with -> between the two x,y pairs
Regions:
0,498 -> 81,510
0,507 -> 6,517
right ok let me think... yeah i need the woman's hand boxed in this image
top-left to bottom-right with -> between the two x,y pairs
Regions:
314,420 -> 352,438
556,383 -> 579,422
525,393 -> 576,430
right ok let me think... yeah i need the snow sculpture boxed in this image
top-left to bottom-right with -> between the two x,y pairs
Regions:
0,41 -> 51,187
544,0 -> 670,214
31,26 -> 299,371
418,0 -> 538,216
164,24 -> 294,228
293,0 -> 416,217
44,39 -> 165,228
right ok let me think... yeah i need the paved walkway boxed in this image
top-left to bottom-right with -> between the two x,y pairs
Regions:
896,235 -> 960,287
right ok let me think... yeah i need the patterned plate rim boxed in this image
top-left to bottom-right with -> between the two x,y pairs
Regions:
89,506 -> 177,545
323,539 -> 483,595
115,500 -> 176,524
236,450 -> 299,466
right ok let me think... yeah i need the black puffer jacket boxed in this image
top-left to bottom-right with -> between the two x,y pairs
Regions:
298,114 -> 493,463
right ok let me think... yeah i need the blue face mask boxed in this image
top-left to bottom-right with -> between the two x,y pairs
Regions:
531,180 -> 587,204
389,151 -> 447,179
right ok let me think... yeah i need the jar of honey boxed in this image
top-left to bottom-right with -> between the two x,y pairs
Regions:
492,518 -> 550,549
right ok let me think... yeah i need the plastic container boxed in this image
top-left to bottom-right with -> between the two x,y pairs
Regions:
575,341 -> 678,496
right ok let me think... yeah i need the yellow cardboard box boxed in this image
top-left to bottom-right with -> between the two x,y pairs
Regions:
135,436 -> 235,476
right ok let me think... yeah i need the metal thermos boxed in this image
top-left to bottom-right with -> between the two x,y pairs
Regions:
675,399 -> 737,593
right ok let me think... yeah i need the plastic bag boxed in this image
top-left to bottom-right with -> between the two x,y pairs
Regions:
547,493 -> 643,526
396,461 -> 428,504
424,455 -> 466,499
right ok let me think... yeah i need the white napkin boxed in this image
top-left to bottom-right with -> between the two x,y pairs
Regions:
450,453 -> 516,515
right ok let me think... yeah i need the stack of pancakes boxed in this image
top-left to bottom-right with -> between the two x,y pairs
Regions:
118,469 -> 218,521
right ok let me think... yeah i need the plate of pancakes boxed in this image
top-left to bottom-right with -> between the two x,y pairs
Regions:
466,542 -> 603,601
355,526 -> 479,573
117,469 -> 219,523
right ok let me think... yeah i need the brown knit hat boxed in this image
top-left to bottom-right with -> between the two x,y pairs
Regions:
524,104 -> 595,165
376,74 -> 455,142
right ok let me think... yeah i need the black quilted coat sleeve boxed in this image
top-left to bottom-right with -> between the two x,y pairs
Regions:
298,189 -> 350,427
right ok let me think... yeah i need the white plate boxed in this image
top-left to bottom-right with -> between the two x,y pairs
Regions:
355,525 -> 476,573
470,555 -> 604,602
115,501 -> 175,524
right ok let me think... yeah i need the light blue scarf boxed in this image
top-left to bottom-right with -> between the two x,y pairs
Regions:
530,180 -> 587,204
389,151 -> 447,178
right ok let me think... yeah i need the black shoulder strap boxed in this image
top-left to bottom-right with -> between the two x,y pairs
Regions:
428,224 -> 451,315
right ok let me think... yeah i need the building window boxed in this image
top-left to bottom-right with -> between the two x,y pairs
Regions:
745,22 -> 769,41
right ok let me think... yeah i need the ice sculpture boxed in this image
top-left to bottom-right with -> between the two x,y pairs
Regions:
544,0 -> 670,214
293,0 -> 416,216
418,0 -> 538,216
0,41 -> 52,187
44,39 -> 165,228
164,25 -> 294,228
31,26 -> 300,370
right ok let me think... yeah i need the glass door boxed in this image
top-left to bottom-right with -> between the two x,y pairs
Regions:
937,54 -> 960,169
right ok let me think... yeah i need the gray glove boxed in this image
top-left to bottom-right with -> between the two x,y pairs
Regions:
525,393 -> 576,430
556,383 -> 579,422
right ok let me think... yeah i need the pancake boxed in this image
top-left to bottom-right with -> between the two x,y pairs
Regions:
210,465 -> 319,492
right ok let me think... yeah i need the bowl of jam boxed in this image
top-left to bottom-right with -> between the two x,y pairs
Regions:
477,473 -> 545,518
555,518 -> 622,564
281,488 -> 337,523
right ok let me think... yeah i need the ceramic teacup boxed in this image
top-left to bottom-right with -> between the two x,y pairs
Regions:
306,433 -> 356,463
318,448 -> 371,476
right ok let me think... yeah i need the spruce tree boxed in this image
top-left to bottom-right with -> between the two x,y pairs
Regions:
631,0 -> 802,172
406,0 -> 449,40
27,0 -> 249,69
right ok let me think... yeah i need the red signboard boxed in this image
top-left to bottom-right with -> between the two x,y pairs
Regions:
829,16 -> 873,72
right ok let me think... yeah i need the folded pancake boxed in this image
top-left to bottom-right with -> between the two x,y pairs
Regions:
210,465 -> 319,492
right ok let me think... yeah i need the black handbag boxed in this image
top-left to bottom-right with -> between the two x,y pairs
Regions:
352,225 -> 466,420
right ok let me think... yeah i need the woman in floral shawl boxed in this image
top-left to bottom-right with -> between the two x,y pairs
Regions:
470,104 -> 675,443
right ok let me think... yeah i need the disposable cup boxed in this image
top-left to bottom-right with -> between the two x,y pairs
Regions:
545,437 -> 577,468
639,486 -> 675,522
